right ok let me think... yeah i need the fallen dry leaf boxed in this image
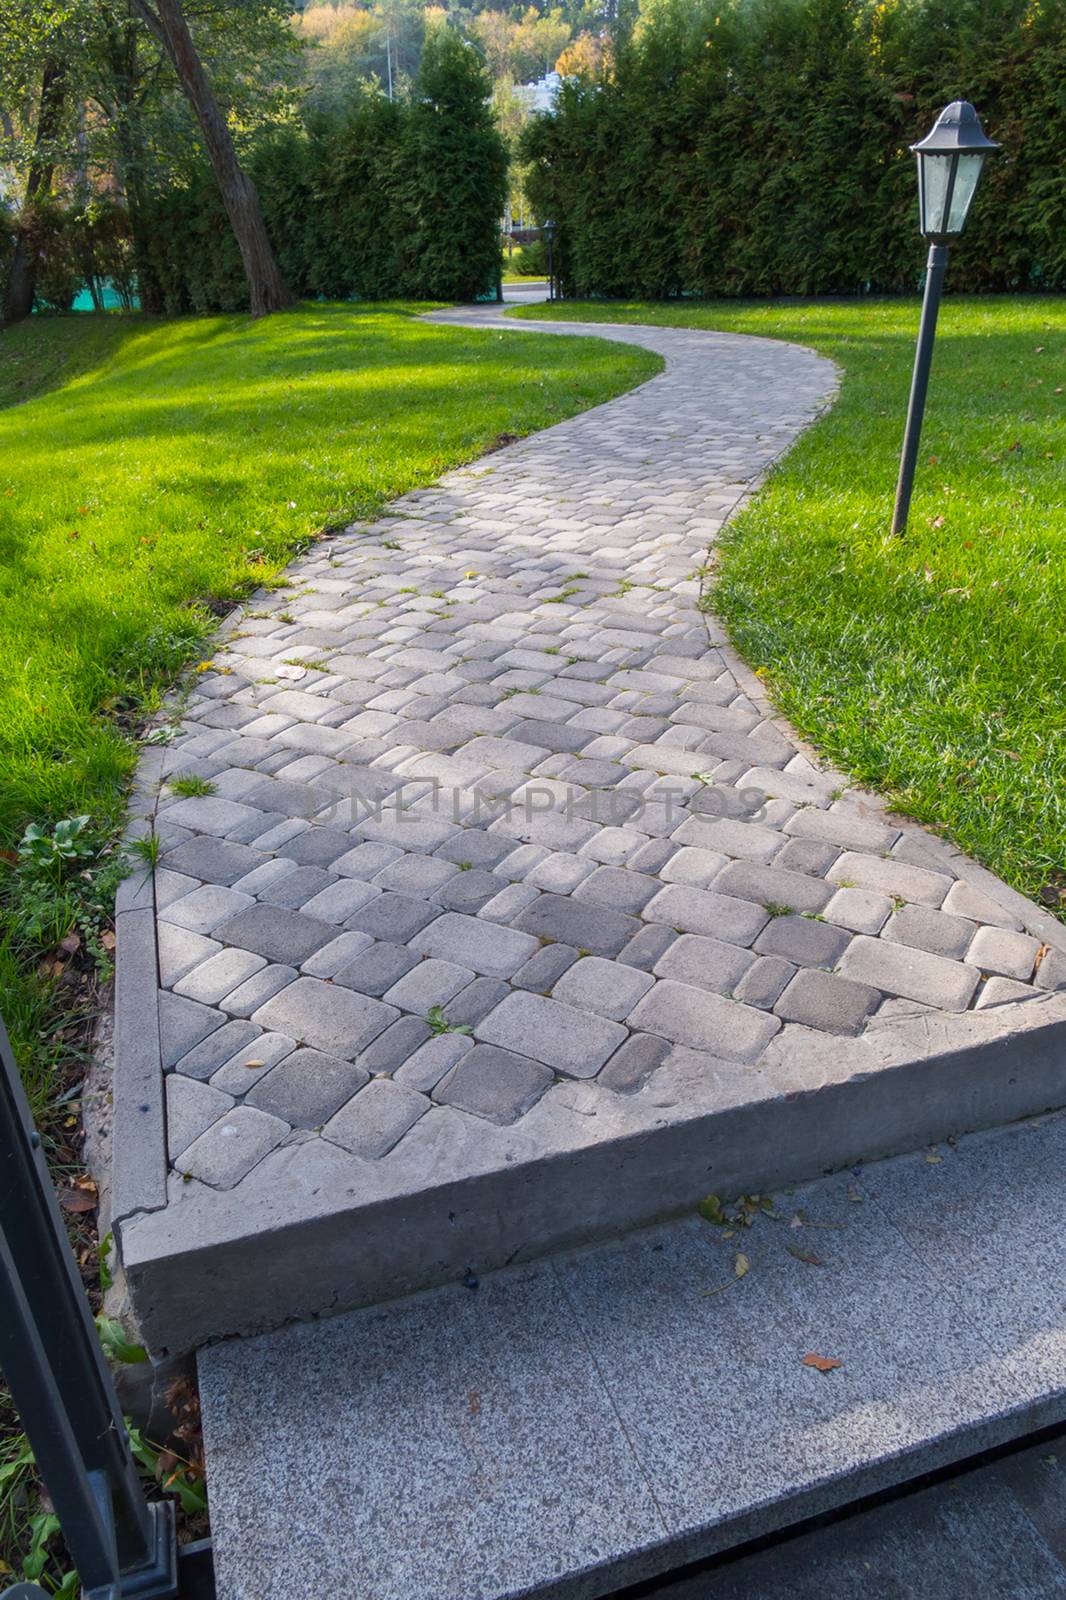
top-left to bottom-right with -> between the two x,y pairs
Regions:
59,1181 -> 98,1213
802,1353 -> 842,1372
787,1244 -> 825,1267
734,1252 -> 750,1279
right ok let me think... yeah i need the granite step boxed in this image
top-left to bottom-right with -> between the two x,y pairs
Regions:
197,1108 -> 1066,1600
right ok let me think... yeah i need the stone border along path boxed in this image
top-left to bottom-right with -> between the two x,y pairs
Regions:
112,305 -> 1066,1354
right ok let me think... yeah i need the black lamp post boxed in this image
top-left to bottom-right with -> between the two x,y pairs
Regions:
543,218 -> 556,302
891,101 -> 998,535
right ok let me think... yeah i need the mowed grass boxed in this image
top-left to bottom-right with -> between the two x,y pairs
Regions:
0,302 -> 659,1091
515,296 -> 1065,912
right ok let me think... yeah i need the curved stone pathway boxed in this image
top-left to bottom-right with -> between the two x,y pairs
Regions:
114,307 -> 1066,1350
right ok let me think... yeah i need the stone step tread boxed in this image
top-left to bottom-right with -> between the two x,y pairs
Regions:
198,1110 -> 1066,1600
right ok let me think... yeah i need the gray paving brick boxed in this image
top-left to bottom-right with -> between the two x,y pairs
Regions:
627,978 -> 780,1062
571,866 -> 659,914
434,829 -> 514,869
302,879 -> 383,923
672,813 -> 783,863
524,851 -> 596,895
734,955 -> 795,1010
1035,947 -> 1066,992
393,1034 -> 475,1093
409,912 -> 541,976
174,1105 -> 289,1187
157,925 -> 221,988
434,869 -> 508,913
166,1075 -> 234,1160
597,1033 -> 671,1094
346,892 -> 441,943
642,883 -> 769,945
512,943 -> 580,992
838,937 -> 980,1011
975,976 -> 1042,1008
252,977 -> 398,1058
659,846 -> 728,889
246,1048 -> 370,1128
333,941 -> 418,997
966,925 -> 1040,981
160,884 -> 255,935
476,990 -> 627,1077
209,1032 -> 297,1094
331,841 -> 405,878
384,959 -> 475,1012
884,905 -> 976,961
258,865 -> 337,911
160,992 -> 227,1070
552,957 -> 654,1021
712,860 -> 833,917
359,1015 -> 434,1074
219,963 -> 298,1018
513,894 -> 640,957
284,828 -> 354,867
618,923 -> 677,971
823,887 -> 893,936
442,977 -> 510,1028
300,931 -> 374,978
827,852 -> 952,909
164,796 -> 265,836
433,1044 -> 553,1124
322,1080 -> 429,1158
214,905 -> 337,965
774,968 -> 881,1035
754,914 -> 850,970
773,837 -> 839,876
942,879 -> 1024,931
652,934 -> 756,995
163,836 -> 265,885
173,948 -> 268,1006
374,854 -> 459,897
783,808 -> 900,853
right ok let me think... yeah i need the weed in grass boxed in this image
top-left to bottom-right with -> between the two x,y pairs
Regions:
424,1005 -> 472,1037
763,902 -> 794,918
168,773 -> 216,799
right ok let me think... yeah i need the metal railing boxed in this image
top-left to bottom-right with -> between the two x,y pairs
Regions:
0,1015 -> 178,1600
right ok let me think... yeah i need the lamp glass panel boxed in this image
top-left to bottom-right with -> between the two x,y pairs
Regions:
918,152 -> 954,234
946,153 -> 985,232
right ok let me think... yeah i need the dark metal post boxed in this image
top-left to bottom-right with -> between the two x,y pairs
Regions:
547,235 -> 554,302
0,1016 -> 177,1600
891,241 -> 950,536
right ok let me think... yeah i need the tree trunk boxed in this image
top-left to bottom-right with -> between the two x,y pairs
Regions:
105,22 -> 165,315
131,0 -> 293,317
2,57 -> 66,327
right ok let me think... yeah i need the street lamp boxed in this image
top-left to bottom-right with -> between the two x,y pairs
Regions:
890,101 -> 998,535
543,218 -> 557,303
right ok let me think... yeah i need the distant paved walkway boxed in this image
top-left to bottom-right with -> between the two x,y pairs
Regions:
124,307 -> 1066,1252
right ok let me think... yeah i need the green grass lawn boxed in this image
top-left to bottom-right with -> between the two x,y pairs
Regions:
0,302 -> 659,1104
514,296 -> 1065,915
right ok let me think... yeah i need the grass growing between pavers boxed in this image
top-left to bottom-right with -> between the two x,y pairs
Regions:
514,296 -> 1065,914
0,302 -> 659,1108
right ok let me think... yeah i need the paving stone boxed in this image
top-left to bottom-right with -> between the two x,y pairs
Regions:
174,1105 -> 289,1188
173,948 -> 268,1005
358,1015 -> 434,1074
409,912 -> 541,976
642,883 -> 769,945
827,852 -> 952,909
164,796 -> 265,836
166,1075 -> 234,1159
773,837 -> 839,876
383,959 -> 475,1012
346,892 -> 441,943
513,894 -> 640,958
652,934 -> 756,996
524,852 -> 596,895
572,865 -> 659,915
1035,948 -> 1066,992
434,869 -> 508,912
713,860 -> 833,916
231,860 -> 301,897
157,925 -> 222,988
210,1032 -> 297,1095
159,992 -> 227,1070
512,943 -> 580,993
322,1080 -> 429,1159
442,977 -> 510,1028
161,884 -> 255,935
734,955 -> 796,1010
838,937 -> 980,1012
219,964 -> 297,1018
942,879 -> 1024,932
975,977 -> 1042,1009
252,977 -> 398,1058
433,1044 -> 553,1124
823,887 -> 893,936
597,1033 -> 671,1094
774,968 -> 880,1035
627,978 -> 780,1062
884,905 -> 976,961
659,846 -> 728,889
300,931 -> 374,979
753,914 -> 850,970
374,854 -> 459,897
246,1048 -> 371,1128
214,905 -> 337,966
783,808 -> 900,854
393,1033 -> 475,1093
333,941 -> 418,997
673,813 -> 783,863
258,865 -> 337,911
618,923 -> 677,971
284,829 -> 354,867
476,990 -> 627,1077
302,879 -> 382,923
434,829 -> 514,870
966,924 -> 1040,980
331,841 -> 405,878
164,836 -> 265,886
552,957 -> 655,1021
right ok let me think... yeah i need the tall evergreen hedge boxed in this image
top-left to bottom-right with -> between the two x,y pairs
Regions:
522,0 -> 1066,297
142,29 -> 507,312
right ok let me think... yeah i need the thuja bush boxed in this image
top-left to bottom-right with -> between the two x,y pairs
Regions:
141,28 -> 507,312
522,0 -> 1066,298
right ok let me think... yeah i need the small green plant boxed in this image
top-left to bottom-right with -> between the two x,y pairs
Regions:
762,902 -> 794,919
424,1005 -> 472,1037
126,832 -> 161,871
96,1315 -> 149,1366
18,816 -> 94,878
168,773 -> 215,799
